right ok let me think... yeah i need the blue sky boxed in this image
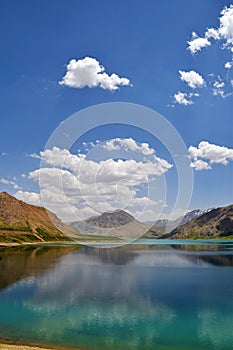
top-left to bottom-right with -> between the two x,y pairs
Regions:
0,0 -> 233,222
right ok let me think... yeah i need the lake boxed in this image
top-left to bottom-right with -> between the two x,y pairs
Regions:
0,240 -> 233,350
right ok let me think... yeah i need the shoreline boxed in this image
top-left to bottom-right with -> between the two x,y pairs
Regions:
1,237 -> 233,248
0,237 -> 123,247
0,340 -> 80,350
0,344 -> 54,350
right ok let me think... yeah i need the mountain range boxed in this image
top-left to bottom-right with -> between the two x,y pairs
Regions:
148,208 -> 214,234
0,191 -> 232,243
163,204 -> 233,239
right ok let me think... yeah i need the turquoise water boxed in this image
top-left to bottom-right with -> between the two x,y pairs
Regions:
0,240 -> 232,349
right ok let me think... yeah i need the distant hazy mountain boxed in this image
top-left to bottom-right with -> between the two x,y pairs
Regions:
0,192 -> 78,243
148,208 -> 214,233
162,204 -> 233,239
86,209 -> 135,228
179,208 -> 214,225
69,209 -> 149,239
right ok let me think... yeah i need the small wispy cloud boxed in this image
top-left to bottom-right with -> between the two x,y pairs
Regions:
173,91 -> 199,105
0,177 -> 21,189
29,153 -> 41,159
173,5 -> 233,106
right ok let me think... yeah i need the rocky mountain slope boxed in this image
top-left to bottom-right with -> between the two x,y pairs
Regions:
149,208 -> 214,234
0,192 -> 79,243
162,204 -> 233,239
85,209 -> 134,228
69,209 -> 149,239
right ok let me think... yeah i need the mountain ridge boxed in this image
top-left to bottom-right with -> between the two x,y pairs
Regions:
69,209 -> 149,239
0,191 -> 78,243
162,204 -> 233,239
1,192 -> 232,242
148,208 -> 214,232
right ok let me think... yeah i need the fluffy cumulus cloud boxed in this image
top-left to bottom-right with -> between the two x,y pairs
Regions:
15,191 -> 42,205
218,5 -> 233,46
188,5 -> 233,54
174,92 -> 192,105
16,139 -> 172,222
179,70 -> 205,89
173,72 -> 204,106
174,5 -> 233,106
190,159 -> 211,171
188,141 -> 233,170
174,91 -> 199,105
187,32 -> 211,54
59,56 -> 131,91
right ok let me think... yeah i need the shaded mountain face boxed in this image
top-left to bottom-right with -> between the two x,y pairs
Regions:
152,208 -> 214,230
69,209 -> 135,233
163,205 -> 233,239
69,210 -> 149,239
85,210 -> 134,228
0,192 -> 76,243
179,208 -> 214,226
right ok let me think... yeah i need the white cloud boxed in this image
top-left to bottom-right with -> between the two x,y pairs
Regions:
188,5 -> 233,54
15,191 -> 42,206
187,32 -> 211,54
218,5 -> 233,46
205,28 -> 220,40
173,91 -> 199,105
213,80 -> 225,89
188,141 -> 233,170
182,5 -> 233,102
0,177 -> 21,189
179,70 -> 205,88
30,153 -> 41,159
102,138 -> 155,155
212,79 -> 226,97
225,61 -> 233,69
17,139 -> 173,222
59,57 -> 131,91
212,89 -> 225,97
174,92 -> 193,105
190,159 -> 211,171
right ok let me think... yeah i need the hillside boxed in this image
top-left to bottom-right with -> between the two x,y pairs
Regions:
162,204 -> 233,239
148,208 -> 214,234
85,209 -> 134,228
0,192 -> 80,243
69,209 -> 149,239
70,209 -> 134,234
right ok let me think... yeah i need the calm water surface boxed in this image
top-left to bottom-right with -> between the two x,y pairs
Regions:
0,240 -> 232,350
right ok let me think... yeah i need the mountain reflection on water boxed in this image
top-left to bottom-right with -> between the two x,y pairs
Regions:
0,241 -> 232,350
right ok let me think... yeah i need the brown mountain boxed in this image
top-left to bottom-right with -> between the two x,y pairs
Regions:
69,209 -> 149,239
86,209 -> 134,228
162,204 -> 233,239
0,191 -> 80,243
